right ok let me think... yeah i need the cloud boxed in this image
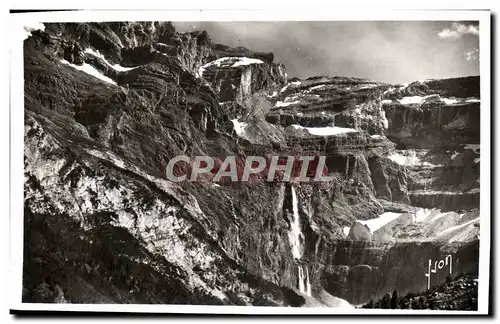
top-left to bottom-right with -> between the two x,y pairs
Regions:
173,21 -> 480,83
438,22 -> 479,39
465,48 -> 479,61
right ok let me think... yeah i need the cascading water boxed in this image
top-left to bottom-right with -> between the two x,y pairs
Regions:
306,267 -> 312,296
289,186 -> 303,259
288,185 -> 312,296
298,266 -> 305,294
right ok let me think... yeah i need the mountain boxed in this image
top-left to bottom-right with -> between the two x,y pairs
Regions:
22,21 -> 480,308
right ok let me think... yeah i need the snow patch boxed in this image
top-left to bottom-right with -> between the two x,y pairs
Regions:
397,95 -> 476,106
357,84 -> 379,90
371,135 -> 382,139
309,84 -> 325,91
399,95 -> 432,105
343,226 -> 350,236
465,144 -> 480,153
451,151 -> 460,160
84,48 -> 138,71
358,212 -> 403,233
60,59 -> 117,85
290,81 -> 302,86
116,210 -> 136,228
381,99 -> 393,104
276,100 -> 300,107
426,210 -> 454,223
442,98 -> 459,105
387,151 -> 439,167
412,189 -> 480,195
198,56 -> 264,77
292,125 -> 358,136
414,208 -> 439,222
231,119 -> 247,136
231,57 -> 265,67
267,91 -> 278,98
383,86 -> 396,95
437,217 -> 480,237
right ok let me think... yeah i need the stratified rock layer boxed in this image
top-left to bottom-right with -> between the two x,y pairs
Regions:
23,22 -> 480,307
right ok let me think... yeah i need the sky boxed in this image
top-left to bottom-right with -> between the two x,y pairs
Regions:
173,21 -> 480,84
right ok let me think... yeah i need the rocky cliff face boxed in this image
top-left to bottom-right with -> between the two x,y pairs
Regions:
382,78 -> 480,148
22,22 -> 480,308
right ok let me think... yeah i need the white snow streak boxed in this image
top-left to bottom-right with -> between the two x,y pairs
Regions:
397,95 -> 478,106
437,217 -> 480,237
60,59 -> 117,85
387,151 -> 439,167
292,125 -> 358,136
276,100 -> 300,107
442,98 -> 459,105
399,96 -> 432,105
309,84 -> 325,91
198,56 -> 264,77
231,119 -> 247,136
465,144 -> 480,153
231,57 -> 265,67
413,208 -> 445,223
358,212 -> 403,233
267,91 -> 278,98
84,48 -> 137,71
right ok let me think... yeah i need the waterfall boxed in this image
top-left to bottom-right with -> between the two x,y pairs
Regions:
288,186 -> 312,296
297,265 -> 312,296
306,266 -> 312,296
298,266 -> 305,294
288,186 -> 303,259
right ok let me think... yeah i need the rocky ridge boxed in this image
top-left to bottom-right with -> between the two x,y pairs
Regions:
23,22 -> 480,307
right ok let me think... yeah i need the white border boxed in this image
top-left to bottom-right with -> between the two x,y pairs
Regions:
5,9 -> 494,22
9,9 -> 491,315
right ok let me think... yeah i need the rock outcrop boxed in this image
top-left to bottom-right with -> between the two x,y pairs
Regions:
22,22 -> 481,308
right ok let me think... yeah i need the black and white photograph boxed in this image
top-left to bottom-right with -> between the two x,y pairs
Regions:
7,8 -> 491,315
